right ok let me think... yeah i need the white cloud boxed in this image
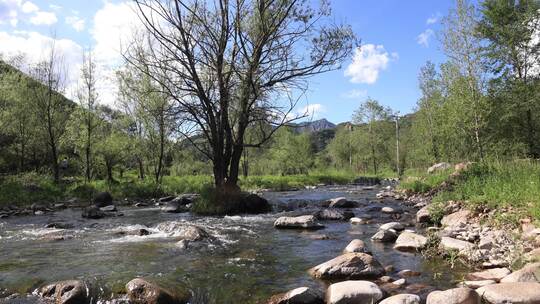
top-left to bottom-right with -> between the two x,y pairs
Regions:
30,11 -> 57,25
49,4 -> 61,10
21,1 -> 37,13
341,89 -> 367,99
0,0 -> 20,27
417,29 -> 434,47
344,44 -> 395,84
66,15 -> 85,32
426,13 -> 441,25
299,103 -> 325,119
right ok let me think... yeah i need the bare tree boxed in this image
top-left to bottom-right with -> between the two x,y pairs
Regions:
29,41 -> 71,183
127,0 -> 356,193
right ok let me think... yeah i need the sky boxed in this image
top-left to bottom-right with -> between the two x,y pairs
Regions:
0,0 -> 456,124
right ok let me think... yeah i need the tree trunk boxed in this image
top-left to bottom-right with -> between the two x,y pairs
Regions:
526,108 -> 537,158
106,161 -> 114,183
137,157 -> 145,180
85,145 -> 91,181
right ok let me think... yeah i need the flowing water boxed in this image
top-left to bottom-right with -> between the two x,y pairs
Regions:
0,185 -> 469,303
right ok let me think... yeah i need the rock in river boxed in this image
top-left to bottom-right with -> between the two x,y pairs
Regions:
379,294 -> 421,304
81,206 -> 105,219
314,209 -> 354,221
326,280 -> 383,304
476,282 -> 540,304
93,191 -> 113,207
328,197 -> 357,208
274,215 -> 324,230
267,287 -> 324,304
155,222 -> 209,241
394,232 -> 427,252
371,229 -> 398,243
309,253 -> 385,280
344,239 -> 369,254
37,280 -> 89,304
380,222 -> 405,231
426,287 -> 480,304
126,278 -> 190,304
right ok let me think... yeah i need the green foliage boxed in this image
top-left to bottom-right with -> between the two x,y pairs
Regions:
399,168 -> 453,193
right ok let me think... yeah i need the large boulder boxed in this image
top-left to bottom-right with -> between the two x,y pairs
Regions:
427,162 -> 452,174
241,193 -> 272,214
344,239 -> 369,254
394,232 -> 427,252
161,200 -> 189,213
379,294 -> 421,304
326,280 -> 383,304
380,222 -> 405,231
314,209 -> 354,221
328,197 -> 357,208
426,288 -> 480,304
371,229 -> 398,243
93,192 -> 113,207
309,253 -> 385,280
267,287 -> 324,304
155,222 -> 209,241
441,210 -> 471,227
476,282 -> 540,304
125,278 -> 190,304
81,206 -> 105,219
440,237 -> 474,255
500,263 -> 540,283
274,215 -> 324,230
466,268 -> 511,282
37,280 -> 89,304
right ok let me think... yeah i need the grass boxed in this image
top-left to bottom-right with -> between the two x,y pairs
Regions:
399,167 -> 454,193
0,171 -> 357,207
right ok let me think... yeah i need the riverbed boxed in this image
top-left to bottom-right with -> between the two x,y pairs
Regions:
0,185 -> 469,303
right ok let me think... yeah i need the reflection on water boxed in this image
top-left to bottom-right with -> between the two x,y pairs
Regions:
0,185 -> 469,303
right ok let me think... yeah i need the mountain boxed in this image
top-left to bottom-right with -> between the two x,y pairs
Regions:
291,118 -> 337,133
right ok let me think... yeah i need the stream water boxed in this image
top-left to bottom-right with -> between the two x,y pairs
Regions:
0,185 -> 469,303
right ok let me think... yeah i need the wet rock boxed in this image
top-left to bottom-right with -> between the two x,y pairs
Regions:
93,192 -> 113,207
309,253 -> 385,280
344,239 -> 369,254
161,200 -> 188,213
34,210 -> 45,215
274,215 -> 324,230
81,206 -> 105,219
379,276 -> 393,283
379,294 -> 420,304
427,162 -> 451,174
100,205 -> 117,212
416,206 -> 431,223
398,270 -> 421,278
158,196 -> 176,202
125,278 -> 190,304
326,280 -> 383,304
308,234 -> 330,240
393,278 -> 406,287
467,268 -> 511,282
441,210 -> 471,227
116,228 -> 151,237
476,282 -> 540,304
371,229 -> 398,242
349,217 -> 365,225
382,207 -> 401,214
380,222 -> 405,231
155,222 -> 209,241
328,197 -> 357,208
394,232 -> 427,252
500,262 -> 540,283
267,287 -> 324,304
426,287 -> 479,304
460,280 -> 496,289
37,280 -> 89,304
314,209 -> 354,221
440,237 -> 474,255
45,223 -> 74,229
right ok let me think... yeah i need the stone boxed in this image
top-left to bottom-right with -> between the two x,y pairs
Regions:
394,232 -> 427,252
440,237 -> 474,254
416,206 -> 431,223
441,210 -> 471,227
81,206 -> 105,219
460,280 -> 496,289
100,205 -> 117,212
371,229 -> 398,242
267,287 -> 324,304
476,282 -> 540,304
500,263 -> 540,283
398,270 -> 421,277
426,288 -> 480,304
240,193 -> 272,214
380,222 -> 405,231
155,222 -> 209,241
274,215 -> 324,230
427,162 -> 452,174
126,278 -> 190,304
349,217 -> 365,225
382,207 -> 397,214
93,192 -> 113,207
37,280 -> 89,304
344,239 -> 368,253
393,278 -> 406,286
314,209 -> 354,221
161,201 -> 188,213
309,253 -> 385,280
467,268 -> 511,282
328,197 -> 357,208
379,294 -> 421,304
326,280 -> 383,304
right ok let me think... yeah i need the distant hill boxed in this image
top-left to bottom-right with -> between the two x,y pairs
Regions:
291,118 -> 336,133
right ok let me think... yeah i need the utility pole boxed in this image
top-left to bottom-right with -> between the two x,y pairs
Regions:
394,112 -> 401,178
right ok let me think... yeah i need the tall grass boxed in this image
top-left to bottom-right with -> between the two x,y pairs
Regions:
399,168 -> 453,193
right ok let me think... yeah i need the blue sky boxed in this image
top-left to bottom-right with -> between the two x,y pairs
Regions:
0,0 -> 456,123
